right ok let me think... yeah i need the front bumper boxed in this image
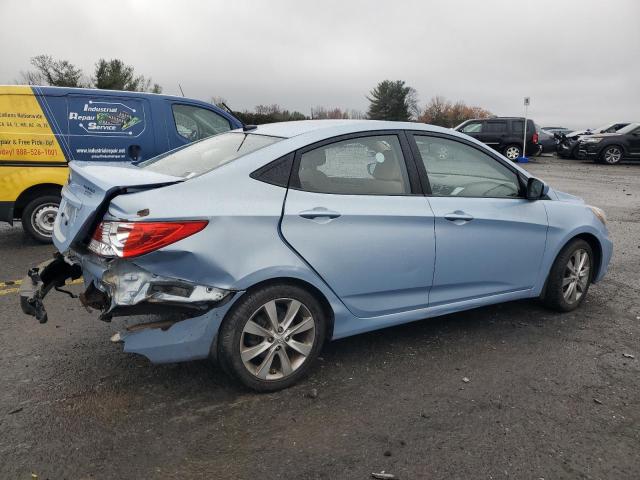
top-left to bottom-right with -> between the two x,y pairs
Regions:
20,251 -> 242,363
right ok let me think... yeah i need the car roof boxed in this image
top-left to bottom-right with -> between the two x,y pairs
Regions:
242,119 -> 457,139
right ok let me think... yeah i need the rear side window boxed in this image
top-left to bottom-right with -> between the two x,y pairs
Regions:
485,121 -> 507,133
139,132 -> 281,178
294,135 -> 410,195
461,122 -> 483,133
172,104 -> 231,141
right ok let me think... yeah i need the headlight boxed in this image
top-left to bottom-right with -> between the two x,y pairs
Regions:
589,206 -> 607,225
582,137 -> 604,144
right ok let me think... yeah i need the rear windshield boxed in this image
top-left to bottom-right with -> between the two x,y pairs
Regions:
138,132 -> 282,178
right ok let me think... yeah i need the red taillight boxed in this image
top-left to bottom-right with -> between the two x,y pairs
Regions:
89,220 -> 208,258
533,132 -> 539,144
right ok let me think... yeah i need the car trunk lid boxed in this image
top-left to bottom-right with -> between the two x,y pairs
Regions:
53,162 -> 183,253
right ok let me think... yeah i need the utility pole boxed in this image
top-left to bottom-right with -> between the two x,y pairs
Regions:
523,97 -> 530,158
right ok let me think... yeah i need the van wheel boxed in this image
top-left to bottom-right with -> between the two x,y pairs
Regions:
540,239 -> 593,312
503,144 -> 521,161
217,284 -> 326,392
21,195 -> 60,243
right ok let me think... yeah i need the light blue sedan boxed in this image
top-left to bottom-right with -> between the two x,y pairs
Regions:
20,120 -> 612,391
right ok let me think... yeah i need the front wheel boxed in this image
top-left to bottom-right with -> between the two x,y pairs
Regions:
503,144 -> 522,161
21,195 -> 60,243
541,239 -> 593,312
217,284 -> 327,391
600,145 -> 623,165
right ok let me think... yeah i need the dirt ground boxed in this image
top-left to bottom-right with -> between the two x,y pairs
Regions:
1,155 -> 639,479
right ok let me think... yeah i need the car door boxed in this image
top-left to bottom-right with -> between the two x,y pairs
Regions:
408,132 -> 548,306
627,126 -> 640,157
481,120 -> 508,151
280,132 -> 436,318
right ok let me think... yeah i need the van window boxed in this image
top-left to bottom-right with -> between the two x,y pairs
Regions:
139,132 -> 281,178
172,104 -> 231,141
485,121 -> 507,133
461,122 -> 483,133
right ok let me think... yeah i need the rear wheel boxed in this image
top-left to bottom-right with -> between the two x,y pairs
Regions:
217,284 -> 327,391
600,145 -> 623,165
503,144 -> 521,161
541,239 -> 593,312
21,195 -> 60,243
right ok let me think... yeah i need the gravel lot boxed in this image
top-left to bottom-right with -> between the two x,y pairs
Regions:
1,155 -> 639,479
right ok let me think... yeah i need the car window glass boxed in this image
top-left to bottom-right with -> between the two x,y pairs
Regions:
297,135 -> 410,195
512,121 -> 524,134
139,132 -> 281,178
461,122 -> 483,133
172,104 -> 231,141
485,122 -> 507,133
414,135 -> 520,198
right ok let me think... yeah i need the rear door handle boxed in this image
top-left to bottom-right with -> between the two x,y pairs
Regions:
444,211 -> 474,223
299,208 -> 341,220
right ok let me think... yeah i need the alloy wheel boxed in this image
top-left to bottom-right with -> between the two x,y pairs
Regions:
505,146 -> 520,160
603,147 -> 622,164
562,248 -> 590,304
240,298 -> 316,380
31,203 -> 59,238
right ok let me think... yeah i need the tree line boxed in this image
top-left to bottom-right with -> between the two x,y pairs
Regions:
20,54 -> 162,93
18,55 -> 492,127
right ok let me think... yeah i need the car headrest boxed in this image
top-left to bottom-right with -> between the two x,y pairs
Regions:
303,150 -> 326,169
372,153 -> 400,181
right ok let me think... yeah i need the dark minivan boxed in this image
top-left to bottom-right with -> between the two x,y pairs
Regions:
454,117 -> 539,161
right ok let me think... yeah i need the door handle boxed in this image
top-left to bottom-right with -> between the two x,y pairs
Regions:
299,208 -> 341,220
444,211 -> 474,223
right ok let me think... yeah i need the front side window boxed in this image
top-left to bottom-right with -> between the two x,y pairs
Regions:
139,132 -> 282,178
413,135 -> 520,198
172,104 -> 231,141
461,122 -> 483,133
296,135 -> 410,195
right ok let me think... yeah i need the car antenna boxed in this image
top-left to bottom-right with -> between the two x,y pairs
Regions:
220,102 -> 257,132
178,83 -> 185,97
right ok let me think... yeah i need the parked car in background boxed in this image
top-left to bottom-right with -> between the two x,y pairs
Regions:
557,122 -> 630,159
577,122 -> 640,164
544,127 -> 572,136
454,117 -> 539,160
0,85 -> 242,242
20,120 -> 612,391
536,125 -> 558,155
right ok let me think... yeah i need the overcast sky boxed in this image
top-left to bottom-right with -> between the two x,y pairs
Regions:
1,0 -> 638,129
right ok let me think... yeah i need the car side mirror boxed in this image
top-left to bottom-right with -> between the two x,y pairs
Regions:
526,177 -> 547,201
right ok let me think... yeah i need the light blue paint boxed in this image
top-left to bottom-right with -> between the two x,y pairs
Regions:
48,120 -> 613,364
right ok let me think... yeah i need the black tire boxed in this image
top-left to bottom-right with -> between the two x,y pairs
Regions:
503,144 -> 522,161
217,283 -> 327,392
600,145 -> 623,165
540,239 -> 593,312
21,194 -> 61,243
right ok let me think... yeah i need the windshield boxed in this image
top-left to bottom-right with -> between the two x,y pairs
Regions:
138,132 -> 283,178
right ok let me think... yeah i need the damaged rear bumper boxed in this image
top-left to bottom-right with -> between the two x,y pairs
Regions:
20,251 -> 243,363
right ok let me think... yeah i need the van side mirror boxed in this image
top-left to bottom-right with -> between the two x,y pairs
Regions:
526,177 -> 547,200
